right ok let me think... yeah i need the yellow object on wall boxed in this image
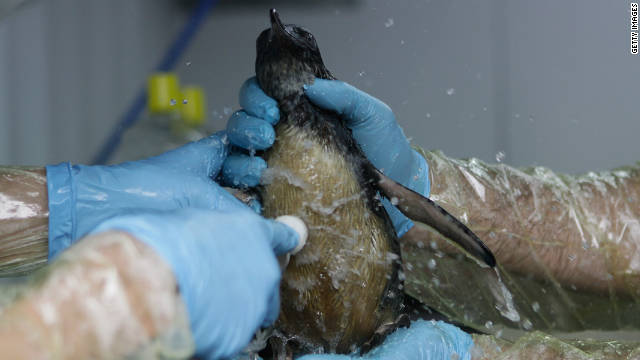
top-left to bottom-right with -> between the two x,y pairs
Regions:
180,86 -> 206,127
147,73 -> 180,114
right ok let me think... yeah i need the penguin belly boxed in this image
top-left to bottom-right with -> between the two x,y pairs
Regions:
261,121 -> 397,353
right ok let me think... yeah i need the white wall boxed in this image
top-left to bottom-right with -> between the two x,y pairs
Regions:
0,0 -> 184,165
504,0 -> 640,172
0,0 -> 638,174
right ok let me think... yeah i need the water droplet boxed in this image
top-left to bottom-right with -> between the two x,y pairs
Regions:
514,113 -> 521,119
400,39 -> 405,45
425,113 -> 431,118
170,99 -> 177,106
182,99 -> 188,104
484,321 -> 493,329
185,61 -> 191,66
446,88 -> 456,96
482,106 -> 488,111
495,151 -> 506,162
384,18 -> 394,28
522,319 -> 533,330
358,71 -> 366,77
223,106 -> 232,115
427,259 -> 436,269
568,254 -> 576,261
496,329 -> 503,338
390,197 -> 399,205
532,302 -> 540,312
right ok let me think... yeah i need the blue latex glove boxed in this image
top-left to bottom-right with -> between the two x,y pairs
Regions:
46,132 -> 247,259
222,78 -> 277,188
91,207 -> 300,360
297,320 -> 473,360
224,77 -> 430,236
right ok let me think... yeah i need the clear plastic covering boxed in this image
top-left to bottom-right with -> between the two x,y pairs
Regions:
0,167 -> 48,276
472,333 -> 640,360
402,149 -> 640,357
0,231 -> 193,359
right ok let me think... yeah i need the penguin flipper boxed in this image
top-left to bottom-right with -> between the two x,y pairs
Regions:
373,169 -> 496,268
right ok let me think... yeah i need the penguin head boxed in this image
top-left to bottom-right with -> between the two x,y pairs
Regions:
256,9 -> 334,101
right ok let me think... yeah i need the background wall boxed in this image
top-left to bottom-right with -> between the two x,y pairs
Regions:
0,0 -> 637,174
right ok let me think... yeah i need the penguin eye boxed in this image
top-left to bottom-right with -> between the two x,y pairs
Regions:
305,33 -> 317,48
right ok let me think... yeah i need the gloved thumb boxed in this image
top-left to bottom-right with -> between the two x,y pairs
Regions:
268,216 -> 307,256
146,132 -> 229,178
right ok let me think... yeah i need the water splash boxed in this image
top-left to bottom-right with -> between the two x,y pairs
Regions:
261,167 -> 310,190
488,268 -> 521,322
304,193 -> 363,216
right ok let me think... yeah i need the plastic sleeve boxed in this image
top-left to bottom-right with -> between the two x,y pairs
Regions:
0,231 -> 193,359
0,167 -> 49,276
403,148 -> 640,335
419,149 -> 640,295
471,332 -> 640,359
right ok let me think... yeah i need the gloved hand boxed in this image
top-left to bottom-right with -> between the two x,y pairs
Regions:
46,132 -> 246,259
224,77 -> 430,236
90,207 -> 301,360
222,78 -> 277,188
297,320 -> 473,360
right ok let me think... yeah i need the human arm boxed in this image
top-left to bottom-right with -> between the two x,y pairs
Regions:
0,132 -> 253,276
0,230 -> 190,360
0,167 -> 48,276
409,150 -> 640,295
0,206 -> 302,360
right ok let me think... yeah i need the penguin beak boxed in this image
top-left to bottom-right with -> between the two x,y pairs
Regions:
270,8 -> 287,39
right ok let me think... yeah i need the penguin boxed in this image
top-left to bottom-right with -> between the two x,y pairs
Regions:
254,8 -> 495,356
